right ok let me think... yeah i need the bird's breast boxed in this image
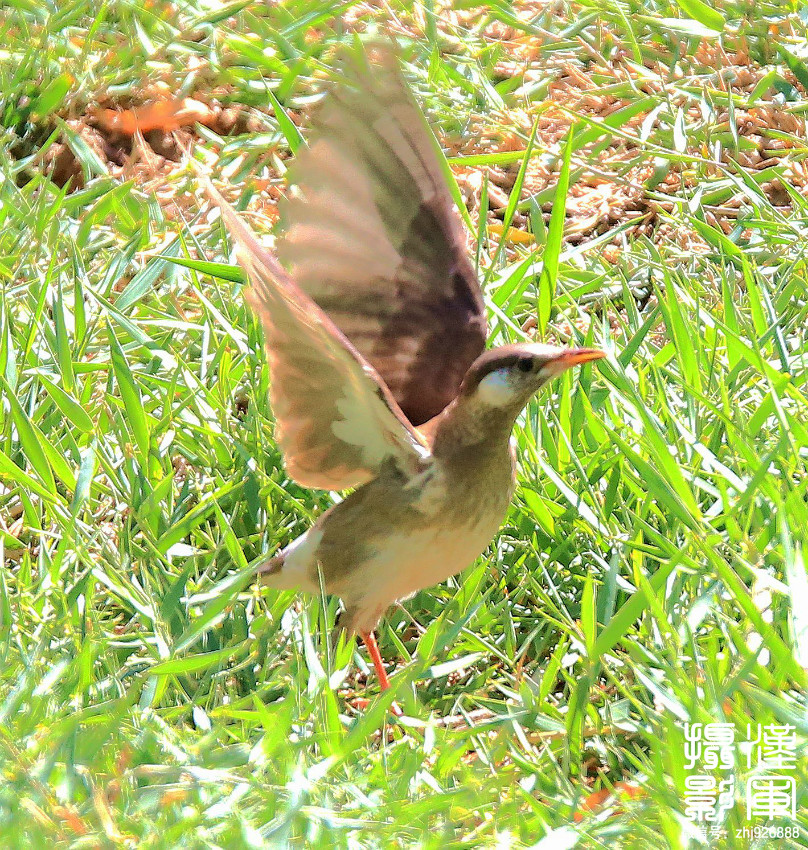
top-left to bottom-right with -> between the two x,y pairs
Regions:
410,438 -> 517,524
309,439 -> 518,627
339,443 -> 517,606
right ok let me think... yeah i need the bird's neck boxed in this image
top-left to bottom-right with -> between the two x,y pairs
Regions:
427,395 -> 520,459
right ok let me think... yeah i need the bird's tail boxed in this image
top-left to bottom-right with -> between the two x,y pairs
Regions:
254,533 -> 320,595
256,552 -> 287,589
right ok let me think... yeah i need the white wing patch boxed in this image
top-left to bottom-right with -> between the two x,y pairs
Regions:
331,393 -> 393,459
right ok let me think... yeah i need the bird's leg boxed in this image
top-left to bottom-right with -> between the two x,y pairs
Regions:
359,629 -> 391,690
357,630 -> 403,718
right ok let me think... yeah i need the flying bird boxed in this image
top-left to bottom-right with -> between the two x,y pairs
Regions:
206,47 -> 605,697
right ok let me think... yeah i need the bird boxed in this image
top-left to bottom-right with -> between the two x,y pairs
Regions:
205,45 -> 605,696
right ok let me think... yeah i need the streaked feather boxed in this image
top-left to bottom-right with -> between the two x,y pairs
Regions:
205,181 -> 429,490
276,45 -> 487,426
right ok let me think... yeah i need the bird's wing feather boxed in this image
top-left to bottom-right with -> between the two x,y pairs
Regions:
207,182 -> 430,490
277,46 -> 487,426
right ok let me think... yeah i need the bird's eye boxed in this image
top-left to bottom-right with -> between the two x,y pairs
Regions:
517,357 -> 533,373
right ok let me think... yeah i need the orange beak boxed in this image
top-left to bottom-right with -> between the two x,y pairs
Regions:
541,347 -> 607,378
555,347 -> 607,366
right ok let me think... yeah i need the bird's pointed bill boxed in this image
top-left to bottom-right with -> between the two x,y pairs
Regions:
539,347 -> 606,378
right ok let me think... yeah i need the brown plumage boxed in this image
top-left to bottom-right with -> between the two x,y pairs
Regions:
277,48 -> 487,426
205,46 -> 605,695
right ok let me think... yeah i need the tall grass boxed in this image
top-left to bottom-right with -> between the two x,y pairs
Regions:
0,0 -> 806,846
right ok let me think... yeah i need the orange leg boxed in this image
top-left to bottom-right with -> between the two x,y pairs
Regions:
359,630 -> 390,690
355,631 -> 402,717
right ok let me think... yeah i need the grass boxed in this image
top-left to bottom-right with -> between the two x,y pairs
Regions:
1,0 -> 808,846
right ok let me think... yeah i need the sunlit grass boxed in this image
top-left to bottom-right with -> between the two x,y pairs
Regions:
1,0 -> 807,846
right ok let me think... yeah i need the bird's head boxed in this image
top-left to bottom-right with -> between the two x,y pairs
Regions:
460,342 -> 606,412
428,342 -> 606,454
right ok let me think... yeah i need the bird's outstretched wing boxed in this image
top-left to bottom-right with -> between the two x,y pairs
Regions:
277,46 -> 487,426
207,182 -> 430,490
